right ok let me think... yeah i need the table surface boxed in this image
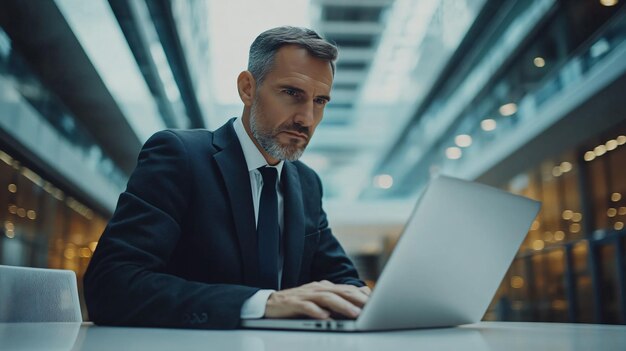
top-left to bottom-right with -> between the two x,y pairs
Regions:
1,321 -> 626,351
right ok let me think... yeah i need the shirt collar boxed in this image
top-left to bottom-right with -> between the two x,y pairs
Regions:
233,117 -> 284,179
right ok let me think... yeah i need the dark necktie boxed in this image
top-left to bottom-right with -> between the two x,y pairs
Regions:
257,166 -> 279,289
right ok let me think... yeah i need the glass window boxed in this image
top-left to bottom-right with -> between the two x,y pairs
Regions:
598,243 -> 619,323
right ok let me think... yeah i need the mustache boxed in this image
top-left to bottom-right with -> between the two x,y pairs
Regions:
276,123 -> 310,138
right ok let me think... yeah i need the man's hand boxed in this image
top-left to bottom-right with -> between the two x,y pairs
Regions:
264,280 -> 370,320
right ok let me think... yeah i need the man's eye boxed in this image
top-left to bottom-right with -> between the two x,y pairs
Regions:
314,98 -> 328,105
283,89 -> 298,96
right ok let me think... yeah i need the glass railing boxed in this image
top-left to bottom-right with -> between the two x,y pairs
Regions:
445,6 -> 626,173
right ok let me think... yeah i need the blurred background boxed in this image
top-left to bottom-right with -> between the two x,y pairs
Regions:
0,0 -> 625,324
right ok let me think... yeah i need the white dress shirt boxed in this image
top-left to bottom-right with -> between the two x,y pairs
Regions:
233,117 -> 284,319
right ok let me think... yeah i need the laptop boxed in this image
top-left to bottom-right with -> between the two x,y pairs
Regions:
241,175 -> 541,331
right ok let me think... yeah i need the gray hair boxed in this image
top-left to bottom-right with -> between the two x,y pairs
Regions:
247,26 -> 338,85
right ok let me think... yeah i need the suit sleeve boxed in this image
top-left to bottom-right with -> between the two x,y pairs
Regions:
309,173 -> 366,287
84,130 -> 259,329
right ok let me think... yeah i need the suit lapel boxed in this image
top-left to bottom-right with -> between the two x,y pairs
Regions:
212,120 -> 260,287
281,162 -> 305,289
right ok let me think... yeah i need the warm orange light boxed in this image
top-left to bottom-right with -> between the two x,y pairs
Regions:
79,248 -> 92,258
562,210 -> 574,220
611,193 -> 622,202
615,222 -> 624,230
26,210 -> 36,220
560,162 -> 573,173
570,223 -> 581,233
7,184 -> 17,193
584,151 -> 596,162
531,220 -> 541,231
544,231 -> 554,241
64,248 -> 76,259
606,139 -> 618,151
594,145 -> 607,156
533,57 -> 545,68
600,0 -> 619,7
511,276 -> 524,288
572,213 -> 582,222
554,231 -> 565,241
532,240 -> 545,250
607,208 -> 617,217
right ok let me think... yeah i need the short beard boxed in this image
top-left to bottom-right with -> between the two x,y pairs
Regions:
249,102 -> 308,162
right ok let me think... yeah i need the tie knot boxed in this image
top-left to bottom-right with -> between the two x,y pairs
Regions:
258,166 -> 278,185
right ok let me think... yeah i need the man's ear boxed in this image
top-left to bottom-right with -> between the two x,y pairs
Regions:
237,71 -> 256,106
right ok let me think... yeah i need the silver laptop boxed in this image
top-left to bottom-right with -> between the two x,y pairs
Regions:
242,175 -> 540,331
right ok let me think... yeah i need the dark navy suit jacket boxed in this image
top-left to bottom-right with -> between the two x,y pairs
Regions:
84,119 -> 364,329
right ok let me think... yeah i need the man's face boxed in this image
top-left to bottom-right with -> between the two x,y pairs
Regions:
248,45 -> 333,162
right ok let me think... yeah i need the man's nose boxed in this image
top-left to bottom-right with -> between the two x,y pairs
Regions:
294,100 -> 315,126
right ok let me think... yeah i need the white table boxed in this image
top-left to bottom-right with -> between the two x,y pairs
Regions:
1,321 -> 625,350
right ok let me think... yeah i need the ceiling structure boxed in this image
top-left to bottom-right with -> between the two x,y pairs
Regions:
306,0 -> 485,204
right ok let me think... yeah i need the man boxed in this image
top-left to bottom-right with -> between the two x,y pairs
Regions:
84,26 -> 370,329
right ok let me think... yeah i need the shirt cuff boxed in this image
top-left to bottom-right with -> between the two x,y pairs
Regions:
240,289 -> 275,319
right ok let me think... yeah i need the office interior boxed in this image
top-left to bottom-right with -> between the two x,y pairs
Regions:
0,0 -> 625,325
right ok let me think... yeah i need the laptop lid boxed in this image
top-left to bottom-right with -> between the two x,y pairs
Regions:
355,175 -> 540,330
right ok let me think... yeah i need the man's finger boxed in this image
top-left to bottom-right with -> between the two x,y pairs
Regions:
315,284 -> 369,307
296,301 -> 331,320
326,288 -> 367,308
308,292 -> 361,319
359,286 -> 372,296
